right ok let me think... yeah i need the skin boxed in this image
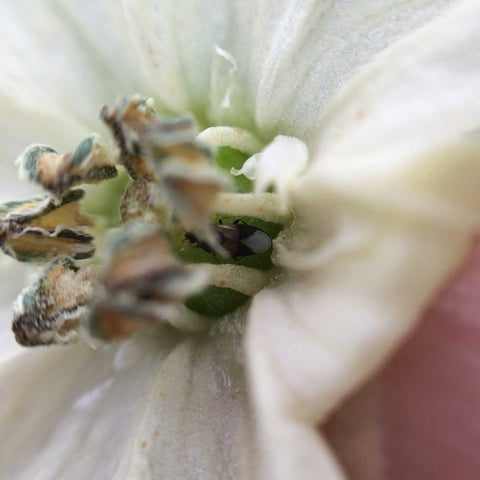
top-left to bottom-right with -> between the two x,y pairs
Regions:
324,242 -> 480,479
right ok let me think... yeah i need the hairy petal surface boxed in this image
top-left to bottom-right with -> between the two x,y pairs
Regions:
0,317 -> 252,480
119,314 -> 254,480
0,332 -> 178,480
247,2 -> 480,478
125,0 -> 452,142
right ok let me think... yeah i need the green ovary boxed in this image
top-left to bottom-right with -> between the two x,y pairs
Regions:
177,146 -> 282,317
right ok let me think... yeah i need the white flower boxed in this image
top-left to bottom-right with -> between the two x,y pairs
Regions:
1,1 -> 480,479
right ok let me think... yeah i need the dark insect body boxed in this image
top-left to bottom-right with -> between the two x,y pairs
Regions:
185,220 -> 272,259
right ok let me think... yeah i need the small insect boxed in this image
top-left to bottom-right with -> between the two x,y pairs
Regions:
185,220 -> 272,259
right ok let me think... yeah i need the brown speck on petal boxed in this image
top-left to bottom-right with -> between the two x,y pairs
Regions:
356,109 -> 366,121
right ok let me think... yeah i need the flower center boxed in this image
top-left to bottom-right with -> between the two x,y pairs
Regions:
2,96 -> 291,346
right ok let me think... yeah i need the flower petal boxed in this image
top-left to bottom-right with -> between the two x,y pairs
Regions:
124,0 -> 452,141
247,206 -> 472,479
0,0 -> 145,185
251,0 -> 454,143
120,313 -> 254,480
305,0 -> 480,229
247,3 -> 480,477
0,315 -> 253,480
0,331 -> 177,480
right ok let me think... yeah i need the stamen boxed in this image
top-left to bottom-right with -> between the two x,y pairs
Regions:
103,96 -> 231,233
120,177 -> 163,224
201,263 -> 272,295
12,257 -> 97,346
198,127 -> 263,155
16,134 -> 118,198
100,95 -> 157,179
4,98 -> 297,345
0,190 -> 95,262
214,192 -> 292,225
88,223 -> 209,341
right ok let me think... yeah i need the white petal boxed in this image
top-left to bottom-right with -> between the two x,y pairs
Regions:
124,0 -> 246,126
0,316 -> 253,480
305,0 -> 480,229
121,313 -> 254,480
249,5 -> 480,477
0,0 -> 145,192
125,0 -> 453,141
0,331 -> 176,480
251,0 -> 454,143
247,207 -> 472,480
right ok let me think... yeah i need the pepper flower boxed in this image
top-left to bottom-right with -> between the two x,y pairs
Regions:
0,1 -> 479,479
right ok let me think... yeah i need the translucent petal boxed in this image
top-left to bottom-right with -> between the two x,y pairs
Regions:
124,0 -> 452,141
0,316 -> 253,480
0,332 -> 175,480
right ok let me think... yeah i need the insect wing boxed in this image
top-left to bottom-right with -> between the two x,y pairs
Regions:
215,224 -> 241,256
239,225 -> 272,255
